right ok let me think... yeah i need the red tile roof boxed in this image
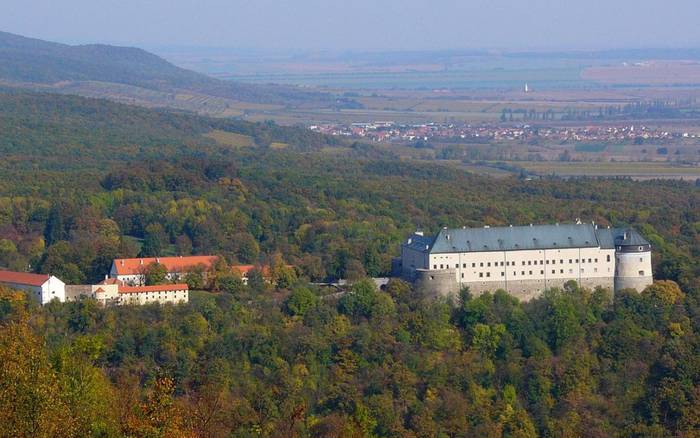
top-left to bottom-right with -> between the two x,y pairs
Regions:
98,278 -> 124,286
0,270 -> 50,287
119,283 -> 189,294
232,265 -> 273,276
112,256 -> 219,275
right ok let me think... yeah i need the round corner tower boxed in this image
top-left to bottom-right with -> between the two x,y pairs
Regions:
614,229 -> 653,292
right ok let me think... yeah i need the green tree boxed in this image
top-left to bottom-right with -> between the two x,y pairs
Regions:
140,223 -> 168,257
144,262 -> 168,285
284,287 -> 319,317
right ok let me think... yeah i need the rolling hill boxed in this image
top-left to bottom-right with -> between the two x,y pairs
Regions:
0,31 -> 337,113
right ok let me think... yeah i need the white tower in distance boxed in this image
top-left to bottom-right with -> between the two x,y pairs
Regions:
524,83 -> 530,93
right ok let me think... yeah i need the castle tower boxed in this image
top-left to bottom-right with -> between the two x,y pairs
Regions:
614,229 -> 653,292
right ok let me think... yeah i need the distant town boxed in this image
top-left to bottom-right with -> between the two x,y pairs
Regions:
310,121 -> 700,144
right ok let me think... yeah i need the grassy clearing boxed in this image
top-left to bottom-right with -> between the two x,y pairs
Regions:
204,130 -> 254,147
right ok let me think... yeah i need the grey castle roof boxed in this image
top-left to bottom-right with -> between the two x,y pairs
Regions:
405,223 -> 650,254
596,227 -> 650,248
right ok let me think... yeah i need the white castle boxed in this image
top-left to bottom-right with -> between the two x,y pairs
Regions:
399,222 -> 653,300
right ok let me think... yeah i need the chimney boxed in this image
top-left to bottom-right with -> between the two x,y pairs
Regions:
140,259 -> 143,265
408,238 -> 412,244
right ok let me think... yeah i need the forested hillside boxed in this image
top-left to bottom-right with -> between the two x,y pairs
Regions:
0,31 -> 332,105
1,90 -> 699,436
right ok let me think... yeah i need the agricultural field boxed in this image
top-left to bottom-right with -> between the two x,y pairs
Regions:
505,160 -> 700,180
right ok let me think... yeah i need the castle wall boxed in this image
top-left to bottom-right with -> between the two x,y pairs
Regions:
414,269 -> 614,302
614,251 -> 653,292
415,269 -> 460,299
401,225 -> 655,301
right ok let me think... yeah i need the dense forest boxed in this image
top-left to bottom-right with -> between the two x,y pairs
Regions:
1,90 -> 700,436
2,276 -> 699,436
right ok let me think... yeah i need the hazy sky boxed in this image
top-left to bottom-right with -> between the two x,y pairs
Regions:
2,0 -> 700,50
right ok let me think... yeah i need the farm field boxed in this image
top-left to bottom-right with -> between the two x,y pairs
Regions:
507,160 -> 700,179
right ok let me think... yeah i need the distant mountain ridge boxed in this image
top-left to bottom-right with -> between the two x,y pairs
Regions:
0,31 -> 333,109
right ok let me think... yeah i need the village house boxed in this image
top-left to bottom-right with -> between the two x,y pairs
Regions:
67,278 -> 189,306
0,270 -> 66,305
233,264 -> 272,285
109,255 -> 219,285
117,283 -> 189,305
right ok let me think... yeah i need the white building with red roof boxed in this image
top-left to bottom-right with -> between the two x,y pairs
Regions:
0,270 -> 66,305
67,278 -> 189,306
109,255 -> 219,286
117,283 -> 189,305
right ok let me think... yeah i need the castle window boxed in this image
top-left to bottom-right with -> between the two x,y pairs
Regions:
480,262 -> 484,267
552,260 -> 556,265
569,269 -> 573,274
513,272 -> 516,276
588,258 -> 592,263
501,272 -> 505,276
546,260 -> 549,264
594,268 -> 598,273
594,258 -> 598,263
576,259 -> 579,263
463,263 -> 466,268
552,270 -> 555,274
560,259 -> 564,264
540,270 -> 544,274
528,261 -> 531,265
606,255 -> 611,262
461,273 -> 464,278
522,261 -> 525,266
500,261 -> 504,266
487,262 -> 491,267
639,270 -> 644,276
639,246 -> 643,251
639,258 -> 643,262
569,259 -> 572,264
433,265 -> 437,269
472,263 -> 476,268
522,271 -> 525,275
440,264 -> 444,269
479,273 -> 483,278
456,264 -> 459,268
486,272 -> 490,277
529,270 -> 532,275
